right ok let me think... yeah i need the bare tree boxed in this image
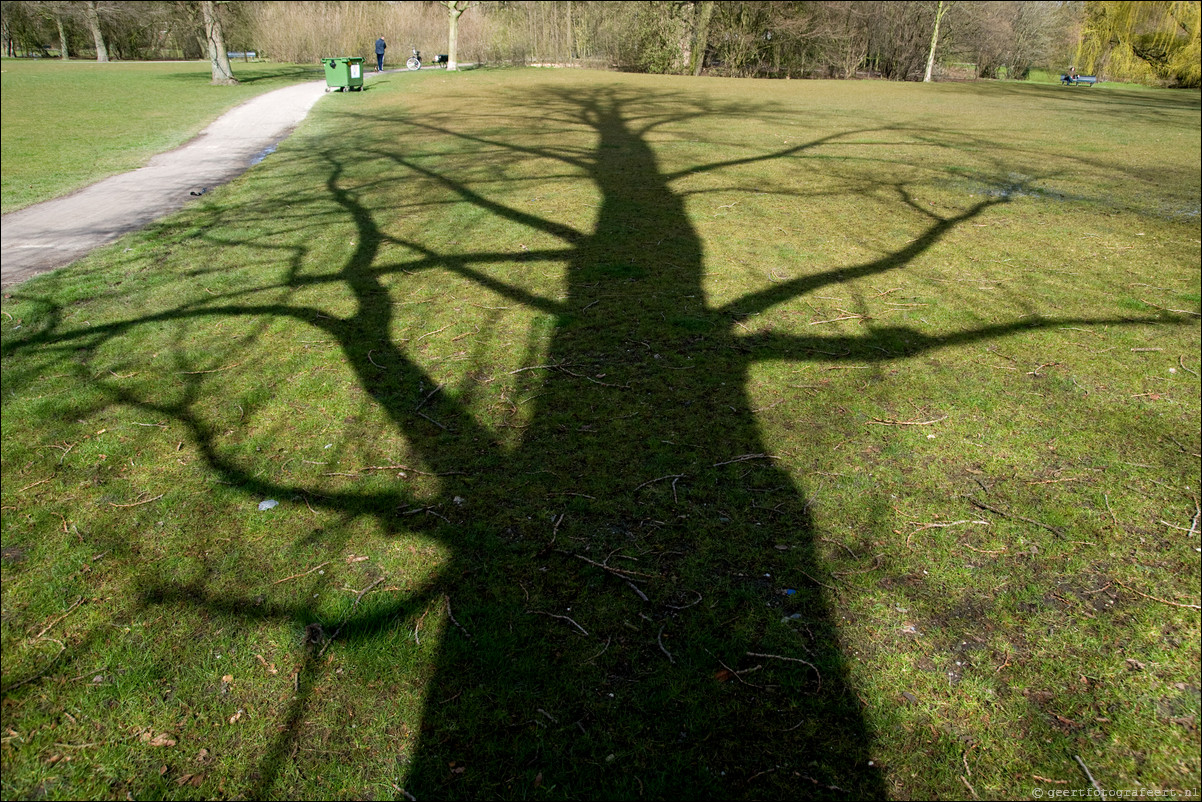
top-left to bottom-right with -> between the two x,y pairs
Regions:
923,0 -> 950,81
199,0 -> 236,84
82,0 -> 107,61
441,0 -> 477,71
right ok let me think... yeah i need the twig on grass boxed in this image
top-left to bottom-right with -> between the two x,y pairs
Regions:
33,597 -> 85,640
17,477 -> 54,493
414,384 -> 443,412
1074,755 -> 1105,795
319,576 -> 387,657
412,324 -> 453,344
968,497 -> 1065,538
657,625 -> 674,663
832,554 -> 884,577
3,639 -> 66,692
1112,580 -> 1200,611
582,637 -> 611,664
413,606 -> 431,646
868,416 -> 947,426
1179,356 -> 1198,377
445,595 -> 471,639
707,649 -> 766,688
417,410 -> 448,430
634,474 -> 686,492
625,581 -> 649,602
713,453 -> 777,467
555,366 -> 630,389
746,651 -> 821,691
808,314 -> 865,326
528,610 -> 587,636
177,363 -> 241,375
272,561 -> 331,585
108,493 -> 164,509
799,570 -> 838,592
1026,362 -> 1060,377
664,590 -> 703,610
557,550 -> 657,579
1140,298 -> 1201,317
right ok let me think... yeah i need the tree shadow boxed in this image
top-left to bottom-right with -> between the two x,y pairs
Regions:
2,81 -> 1177,799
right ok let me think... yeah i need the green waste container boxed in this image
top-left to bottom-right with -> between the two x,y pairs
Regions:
321,57 -> 365,92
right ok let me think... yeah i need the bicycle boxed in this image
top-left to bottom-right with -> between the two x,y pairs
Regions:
406,47 -> 422,70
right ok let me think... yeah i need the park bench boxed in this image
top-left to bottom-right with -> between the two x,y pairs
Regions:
1060,74 -> 1098,86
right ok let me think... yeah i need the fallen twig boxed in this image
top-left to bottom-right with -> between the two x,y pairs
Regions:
868,416 -> 947,426
528,610 -> 587,636
968,498 -> 1064,538
1074,755 -> 1104,795
713,453 -> 777,468
832,554 -> 884,577
746,651 -> 821,691
555,366 -> 630,389
634,474 -> 686,492
1140,298 -> 1201,317
808,314 -> 865,326
1178,356 -> 1198,377
17,477 -> 54,493
445,595 -> 471,639
557,550 -> 657,579
799,570 -> 838,592
33,597 -> 85,640
1113,580 -> 1200,611
3,639 -> 66,692
177,363 -> 241,375
108,494 -> 164,509
909,519 -> 990,535
657,625 -> 675,663
272,562 -> 331,585
664,590 -> 703,610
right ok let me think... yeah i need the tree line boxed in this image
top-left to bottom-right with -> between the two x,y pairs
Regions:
2,1 -> 1198,87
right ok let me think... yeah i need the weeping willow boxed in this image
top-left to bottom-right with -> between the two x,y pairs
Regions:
1076,0 -> 1201,87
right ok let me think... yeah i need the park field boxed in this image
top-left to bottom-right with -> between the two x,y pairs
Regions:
1,67 -> 1199,800
0,58 -> 323,213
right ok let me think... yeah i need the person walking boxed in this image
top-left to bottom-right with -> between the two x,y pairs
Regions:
375,36 -> 387,72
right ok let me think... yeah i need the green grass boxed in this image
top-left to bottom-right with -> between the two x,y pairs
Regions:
2,68 -> 1199,800
0,59 -> 324,213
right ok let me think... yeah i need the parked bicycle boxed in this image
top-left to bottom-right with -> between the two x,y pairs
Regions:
406,47 -> 422,70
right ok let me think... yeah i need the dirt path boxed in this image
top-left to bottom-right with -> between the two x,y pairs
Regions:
2,78 -> 336,290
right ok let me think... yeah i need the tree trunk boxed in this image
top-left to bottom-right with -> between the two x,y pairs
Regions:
565,0 -> 573,63
56,13 -> 68,60
690,0 -> 714,76
85,1 -> 108,62
200,0 -> 237,85
443,1 -> 471,72
923,0 -> 948,83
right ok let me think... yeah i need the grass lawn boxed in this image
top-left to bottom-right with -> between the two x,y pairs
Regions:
1,68 -> 1199,800
0,59 -> 324,214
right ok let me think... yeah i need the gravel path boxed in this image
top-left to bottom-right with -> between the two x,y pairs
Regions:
1,78 -> 334,290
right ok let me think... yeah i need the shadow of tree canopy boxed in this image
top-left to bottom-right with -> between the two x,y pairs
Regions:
2,81 -> 1175,799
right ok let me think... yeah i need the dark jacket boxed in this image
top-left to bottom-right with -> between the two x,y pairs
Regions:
375,38 -> 387,55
